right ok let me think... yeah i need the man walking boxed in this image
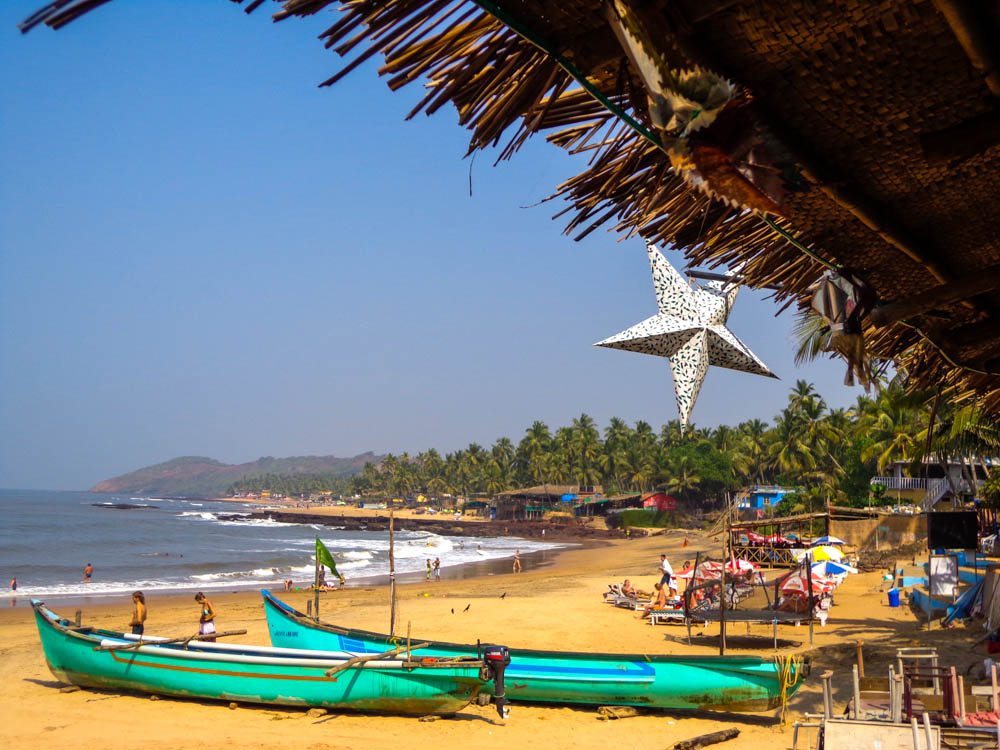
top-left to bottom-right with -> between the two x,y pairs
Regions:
658,554 -> 674,593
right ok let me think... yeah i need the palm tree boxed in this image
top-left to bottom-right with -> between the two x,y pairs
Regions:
517,421 -> 552,485
664,453 -> 702,499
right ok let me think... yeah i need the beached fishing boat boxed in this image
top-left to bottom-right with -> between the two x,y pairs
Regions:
32,600 -> 507,716
262,590 -> 806,712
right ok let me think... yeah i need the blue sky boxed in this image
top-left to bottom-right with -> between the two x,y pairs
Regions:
0,2 -> 860,490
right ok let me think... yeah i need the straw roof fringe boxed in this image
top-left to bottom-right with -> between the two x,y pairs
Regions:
20,0 -> 1000,413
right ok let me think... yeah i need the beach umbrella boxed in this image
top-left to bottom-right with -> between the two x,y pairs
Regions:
811,535 -> 847,546
781,571 -> 834,595
812,560 -> 857,577
810,545 -> 845,562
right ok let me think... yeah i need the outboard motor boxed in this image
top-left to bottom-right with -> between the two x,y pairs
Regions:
480,644 -> 511,719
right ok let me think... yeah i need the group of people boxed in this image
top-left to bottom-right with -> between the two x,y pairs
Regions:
126,591 -> 216,640
638,554 -> 694,617
425,557 -> 441,581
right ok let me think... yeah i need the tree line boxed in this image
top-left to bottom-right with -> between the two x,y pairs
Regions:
230,377 -> 998,513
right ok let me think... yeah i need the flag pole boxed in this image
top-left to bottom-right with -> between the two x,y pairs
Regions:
389,508 -> 397,637
313,540 -> 320,621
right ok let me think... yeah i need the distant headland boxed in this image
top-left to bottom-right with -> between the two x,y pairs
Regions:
89,453 -> 380,498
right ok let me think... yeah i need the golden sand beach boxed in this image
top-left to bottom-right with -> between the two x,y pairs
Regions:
0,528 -> 974,750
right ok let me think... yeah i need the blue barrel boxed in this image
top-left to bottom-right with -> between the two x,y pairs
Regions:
887,588 -> 900,607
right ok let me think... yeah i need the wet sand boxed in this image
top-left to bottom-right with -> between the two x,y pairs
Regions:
0,529 -> 976,750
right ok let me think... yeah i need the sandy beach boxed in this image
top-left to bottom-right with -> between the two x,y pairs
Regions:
3,527 -> 979,750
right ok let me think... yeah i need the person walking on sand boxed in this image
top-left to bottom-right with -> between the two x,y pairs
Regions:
82,563 -> 93,583
433,557 -> 441,581
130,591 -> 147,636
194,592 -> 216,642
426,559 -> 432,581
513,550 -> 522,574
658,554 -> 674,591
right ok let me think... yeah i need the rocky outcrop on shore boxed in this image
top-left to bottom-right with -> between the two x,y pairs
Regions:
220,511 -> 626,540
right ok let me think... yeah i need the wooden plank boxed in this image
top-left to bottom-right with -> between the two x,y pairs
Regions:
823,719 -> 940,750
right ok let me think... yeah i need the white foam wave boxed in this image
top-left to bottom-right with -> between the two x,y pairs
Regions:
341,551 -> 373,562
178,511 -> 218,521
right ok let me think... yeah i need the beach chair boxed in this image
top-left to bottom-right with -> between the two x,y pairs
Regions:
647,608 -> 685,625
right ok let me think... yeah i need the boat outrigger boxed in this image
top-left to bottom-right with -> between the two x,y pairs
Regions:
262,590 -> 807,712
32,600 -> 511,717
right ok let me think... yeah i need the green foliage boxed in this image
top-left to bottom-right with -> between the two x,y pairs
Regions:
609,509 -> 676,529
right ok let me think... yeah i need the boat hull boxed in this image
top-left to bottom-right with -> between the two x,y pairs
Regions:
33,602 -> 484,715
262,591 -> 805,712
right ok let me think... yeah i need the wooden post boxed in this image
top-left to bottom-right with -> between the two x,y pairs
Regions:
958,675 -> 966,722
922,712 -> 933,750
74,610 -> 81,627
807,553 -> 815,646
820,670 -> 834,719
389,508 -> 397,637
306,600 -> 312,618
911,717 -> 921,750
313,542 -> 320,621
718,570 -> 727,656
856,640 -> 866,679
991,662 -> 998,711
853,664 -> 862,720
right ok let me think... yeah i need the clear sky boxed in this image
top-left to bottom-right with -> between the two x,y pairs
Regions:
0,1 -> 861,490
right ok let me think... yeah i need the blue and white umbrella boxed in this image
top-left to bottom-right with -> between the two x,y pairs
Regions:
810,535 -> 847,546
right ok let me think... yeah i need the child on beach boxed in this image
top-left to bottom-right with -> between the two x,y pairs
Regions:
82,563 -> 93,583
195,592 -> 216,642
425,559 -> 432,580
130,592 -> 146,636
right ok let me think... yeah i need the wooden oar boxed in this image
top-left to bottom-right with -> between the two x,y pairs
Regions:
325,642 -> 432,677
94,629 -> 247,652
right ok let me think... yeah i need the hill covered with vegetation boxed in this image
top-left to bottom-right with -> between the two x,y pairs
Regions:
90,453 -> 378,497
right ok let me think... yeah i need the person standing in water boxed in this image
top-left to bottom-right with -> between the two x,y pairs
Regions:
194,592 -> 216,642
130,591 -> 147,636
82,563 -> 93,583
512,550 -> 522,573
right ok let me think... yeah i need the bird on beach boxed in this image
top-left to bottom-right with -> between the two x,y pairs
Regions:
463,603 -> 471,612
499,592 -> 507,599
450,608 -> 455,614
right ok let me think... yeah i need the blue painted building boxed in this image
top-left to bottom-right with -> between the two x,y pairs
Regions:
738,485 -> 796,511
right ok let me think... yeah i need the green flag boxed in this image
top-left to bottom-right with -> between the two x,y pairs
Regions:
315,538 -> 345,584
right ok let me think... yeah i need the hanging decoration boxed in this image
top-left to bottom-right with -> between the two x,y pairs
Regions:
596,244 -> 777,426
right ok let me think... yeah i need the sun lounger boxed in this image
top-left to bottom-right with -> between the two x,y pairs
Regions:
647,608 -> 685,625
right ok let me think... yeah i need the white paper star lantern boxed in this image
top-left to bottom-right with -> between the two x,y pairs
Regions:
596,244 -> 777,426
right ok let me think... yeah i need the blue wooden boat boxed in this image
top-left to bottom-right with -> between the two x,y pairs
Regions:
32,599 -> 501,716
262,590 -> 807,712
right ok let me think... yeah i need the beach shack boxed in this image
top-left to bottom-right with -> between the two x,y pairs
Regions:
573,492 -> 643,518
494,485 -> 602,520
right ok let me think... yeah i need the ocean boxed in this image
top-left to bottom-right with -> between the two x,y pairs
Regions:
0,489 -> 564,602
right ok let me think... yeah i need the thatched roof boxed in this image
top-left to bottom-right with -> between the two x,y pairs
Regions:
21,0 -> 1000,412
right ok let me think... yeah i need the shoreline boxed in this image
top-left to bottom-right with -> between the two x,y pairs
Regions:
229,506 -> 626,541
1,542 -> 577,608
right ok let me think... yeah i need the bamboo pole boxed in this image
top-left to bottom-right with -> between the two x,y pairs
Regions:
389,508 -> 397,637
324,642 -> 431,678
95,630 -> 247,652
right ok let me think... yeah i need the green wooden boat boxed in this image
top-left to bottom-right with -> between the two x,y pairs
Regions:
32,599 -> 495,716
262,590 -> 807,712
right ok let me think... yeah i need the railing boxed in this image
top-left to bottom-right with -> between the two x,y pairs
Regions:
871,476 -> 985,511
870,477 -> 931,490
